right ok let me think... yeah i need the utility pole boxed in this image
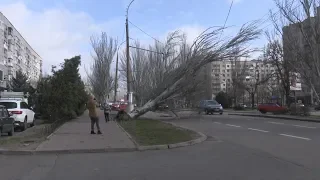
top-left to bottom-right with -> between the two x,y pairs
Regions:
114,52 -> 119,103
125,0 -> 135,113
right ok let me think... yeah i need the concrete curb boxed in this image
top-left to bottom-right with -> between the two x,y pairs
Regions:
0,147 -> 138,155
228,113 -> 320,123
114,120 -> 139,148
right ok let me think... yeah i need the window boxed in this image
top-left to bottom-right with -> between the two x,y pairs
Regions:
0,70 -> 3,80
3,108 -> 8,117
20,102 -> 29,109
0,107 -> 3,117
8,27 -> 13,35
0,102 -> 17,109
227,69 -> 230,72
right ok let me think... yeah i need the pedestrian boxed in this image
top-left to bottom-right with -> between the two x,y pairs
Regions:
103,102 -> 111,122
87,95 -> 102,134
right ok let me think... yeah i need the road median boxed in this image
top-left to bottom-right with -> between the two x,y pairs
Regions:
229,113 -> 320,123
117,119 -> 207,151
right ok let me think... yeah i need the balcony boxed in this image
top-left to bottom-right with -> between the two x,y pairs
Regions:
6,61 -> 13,67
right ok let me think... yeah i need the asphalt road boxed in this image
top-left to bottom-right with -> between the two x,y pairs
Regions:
1,114 -> 320,179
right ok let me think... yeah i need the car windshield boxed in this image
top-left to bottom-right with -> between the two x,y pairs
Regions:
207,100 -> 219,105
0,102 -> 17,109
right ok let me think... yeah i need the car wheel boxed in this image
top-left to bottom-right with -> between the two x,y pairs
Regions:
30,117 -> 35,127
260,110 -> 267,114
21,117 -> 28,131
220,112 -> 223,115
8,125 -> 14,136
205,110 -> 209,115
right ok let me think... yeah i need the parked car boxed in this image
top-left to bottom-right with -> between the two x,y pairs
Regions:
111,102 -> 120,111
119,102 -> 127,111
0,105 -> 14,136
155,103 -> 169,111
198,100 -> 223,115
257,103 -> 288,114
0,100 -> 35,131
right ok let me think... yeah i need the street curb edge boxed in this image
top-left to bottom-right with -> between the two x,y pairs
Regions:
114,121 -> 139,148
0,147 -> 138,155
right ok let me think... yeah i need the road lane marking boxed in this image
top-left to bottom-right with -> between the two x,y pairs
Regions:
248,128 -> 269,133
267,121 -> 284,125
279,134 -> 311,141
214,122 -> 222,124
292,125 -> 317,129
226,124 -> 241,128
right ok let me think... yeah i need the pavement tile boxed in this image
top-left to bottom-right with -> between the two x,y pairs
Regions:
36,110 -> 136,151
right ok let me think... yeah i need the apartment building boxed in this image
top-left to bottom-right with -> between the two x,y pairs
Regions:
0,12 -> 42,89
211,59 -> 277,97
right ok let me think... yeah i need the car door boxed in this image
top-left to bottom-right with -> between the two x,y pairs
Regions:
1,107 -> 12,132
20,102 -> 33,123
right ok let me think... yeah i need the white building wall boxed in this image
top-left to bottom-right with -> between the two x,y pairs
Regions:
0,12 -> 42,89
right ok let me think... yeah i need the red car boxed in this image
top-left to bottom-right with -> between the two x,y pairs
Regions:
119,103 -> 127,111
258,103 -> 288,114
111,103 -> 120,111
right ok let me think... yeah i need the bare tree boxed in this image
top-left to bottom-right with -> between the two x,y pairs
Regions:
270,0 -> 320,103
264,32 -> 291,105
86,32 -> 117,103
120,23 -> 262,118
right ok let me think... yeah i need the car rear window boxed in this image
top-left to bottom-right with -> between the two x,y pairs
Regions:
0,102 -> 18,109
207,100 -> 219,105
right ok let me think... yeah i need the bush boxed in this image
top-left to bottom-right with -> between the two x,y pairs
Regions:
289,104 -> 310,116
233,105 -> 244,110
215,91 -> 229,108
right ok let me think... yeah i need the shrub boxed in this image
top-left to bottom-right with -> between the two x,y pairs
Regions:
289,104 -> 310,116
233,105 -> 244,111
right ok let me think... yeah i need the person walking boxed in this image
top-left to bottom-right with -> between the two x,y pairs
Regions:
103,102 -> 111,122
87,95 -> 102,134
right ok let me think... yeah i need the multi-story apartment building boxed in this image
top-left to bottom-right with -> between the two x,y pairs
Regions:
282,7 -> 320,104
0,12 -> 42,89
211,59 -> 277,98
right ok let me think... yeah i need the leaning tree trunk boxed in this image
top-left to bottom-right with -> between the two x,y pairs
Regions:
128,77 -> 184,118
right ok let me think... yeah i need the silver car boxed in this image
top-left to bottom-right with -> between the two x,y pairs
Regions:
198,100 -> 223,115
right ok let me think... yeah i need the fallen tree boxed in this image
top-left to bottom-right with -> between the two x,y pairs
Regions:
121,23 -> 261,119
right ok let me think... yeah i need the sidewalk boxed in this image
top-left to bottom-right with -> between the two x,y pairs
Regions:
36,110 -> 136,151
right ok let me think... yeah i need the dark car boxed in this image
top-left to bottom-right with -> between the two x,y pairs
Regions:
198,100 -> 223,115
0,105 -> 14,136
155,103 -> 169,111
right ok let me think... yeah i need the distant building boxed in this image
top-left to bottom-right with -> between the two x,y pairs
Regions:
210,59 -> 276,97
0,12 -> 42,89
282,7 -> 320,104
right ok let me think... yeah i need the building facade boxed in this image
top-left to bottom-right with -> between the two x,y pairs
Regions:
211,60 -> 276,94
210,59 -> 278,104
0,12 -> 42,89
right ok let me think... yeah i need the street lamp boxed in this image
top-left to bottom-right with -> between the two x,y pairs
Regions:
113,40 -> 126,103
255,69 -> 260,106
125,0 -> 135,113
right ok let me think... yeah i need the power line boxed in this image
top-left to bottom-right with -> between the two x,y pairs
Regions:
223,0 -> 234,29
128,20 -> 164,45
129,45 -> 164,55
